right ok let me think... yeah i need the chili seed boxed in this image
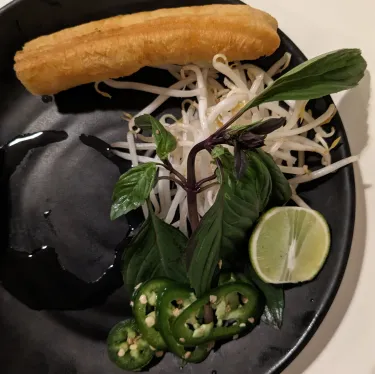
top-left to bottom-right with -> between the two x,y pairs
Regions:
184,351 -> 192,359
134,335 -> 142,343
248,317 -> 255,324
145,315 -> 155,327
179,338 -> 185,343
139,295 -> 148,304
148,292 -> 157,306
155,351 -> 164,358
117,348 -> 125,357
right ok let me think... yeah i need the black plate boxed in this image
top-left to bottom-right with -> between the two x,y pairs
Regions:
0,0 -> 355,373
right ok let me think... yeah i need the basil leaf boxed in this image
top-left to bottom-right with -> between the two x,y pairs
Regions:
122,205 -> 188,290
234,142 -> 248,179
135,114 -> 177,160
211,145 -> 226,159
237,132 -> 265,149
228,118 -> 286,136
249,118 -> 286,135
111,163 -> 157,220
256,149 -> 292,207
242,49 -> 366,112
247,266 -> 284,329
187,151 -> 272,296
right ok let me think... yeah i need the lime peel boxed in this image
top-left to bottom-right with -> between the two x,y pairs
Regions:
249,207 -> 330,284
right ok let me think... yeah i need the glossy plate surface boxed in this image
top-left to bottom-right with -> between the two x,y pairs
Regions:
0,0 -> 355,373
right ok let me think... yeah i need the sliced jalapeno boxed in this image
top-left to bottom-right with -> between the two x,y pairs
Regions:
172,282 -> 264,345
133,278 -> 174,350
107,319 -> 153,371
157,285 -> 212,362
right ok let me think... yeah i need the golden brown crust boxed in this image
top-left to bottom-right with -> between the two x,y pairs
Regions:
14,4 -> 280,95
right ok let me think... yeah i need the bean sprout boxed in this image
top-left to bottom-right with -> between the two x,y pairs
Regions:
103,79 -> 202,98
98,54 -> 357,227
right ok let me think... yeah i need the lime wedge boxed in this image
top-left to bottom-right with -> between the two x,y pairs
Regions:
249,207 -> 330,284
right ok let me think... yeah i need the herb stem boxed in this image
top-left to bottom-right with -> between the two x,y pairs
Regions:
198,182 -> 219,193
186,142 -> 206,231
162,159 -> 187,183
187,192 -> 200,232
196,174 -> 217,188
214,106 -> 249,138
157,176 -> 185,189
186,138 -> 226,231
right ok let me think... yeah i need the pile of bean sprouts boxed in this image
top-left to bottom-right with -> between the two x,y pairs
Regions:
97,53 -> 358,236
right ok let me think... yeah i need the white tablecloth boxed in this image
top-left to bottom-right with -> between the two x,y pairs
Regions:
1,0 -> 374,373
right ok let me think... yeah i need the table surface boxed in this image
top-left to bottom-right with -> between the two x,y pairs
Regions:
0,0 -> 374,373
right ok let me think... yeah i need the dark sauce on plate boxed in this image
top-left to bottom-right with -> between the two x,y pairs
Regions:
0,131 -> 135,310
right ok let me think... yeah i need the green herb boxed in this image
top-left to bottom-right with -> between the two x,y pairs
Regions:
250,49 -> 366,105
213,118 -> 287,179
255,149 -> 292,207
111,163 -> 157,220
187,151 -> 272,297
186,121 -> 285,228
211,145 -> 226,159
228,118 -> 286,136
234,143 -> 248,179
246,266 -> 284,329
122,202 -> 188,290
135,114 -> 177,160
216,49 -> 367,136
